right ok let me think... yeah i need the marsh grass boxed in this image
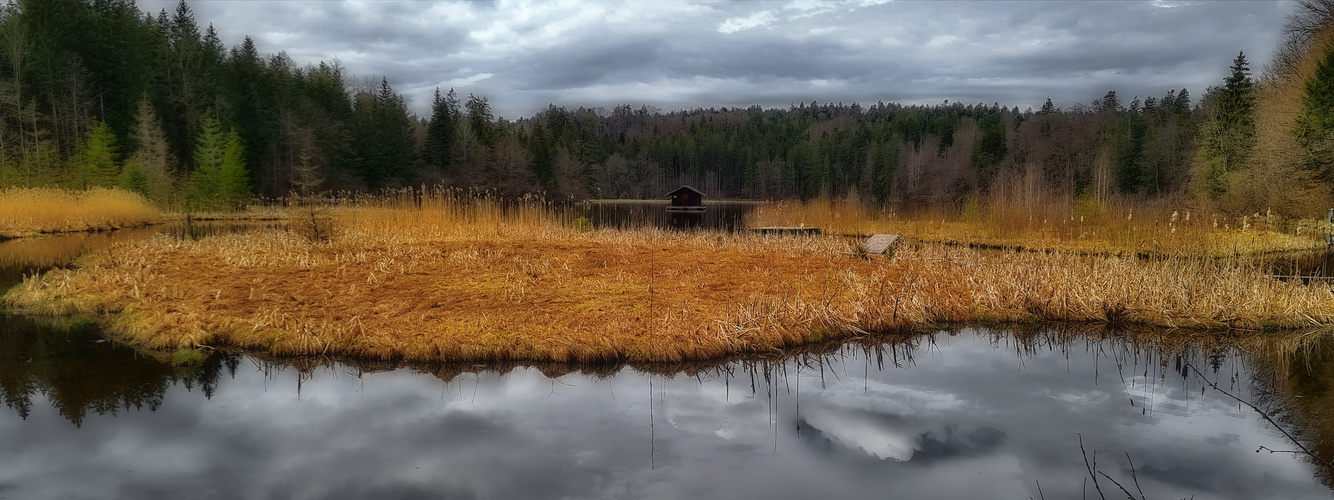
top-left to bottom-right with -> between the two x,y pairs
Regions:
0,187 -> 161,238
748,195 -> 1325,257
6,189 -> 1334,363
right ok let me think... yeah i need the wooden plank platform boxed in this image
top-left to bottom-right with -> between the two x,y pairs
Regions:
749,226 -> 821,235
1272,275 -> 1334,284
665,206 -> 707,213
864,234 -> 900,254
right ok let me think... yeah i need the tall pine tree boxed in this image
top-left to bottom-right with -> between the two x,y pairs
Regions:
187,113 -> 250,211
1193,51 -> 1256,199
421,87 -> 457,178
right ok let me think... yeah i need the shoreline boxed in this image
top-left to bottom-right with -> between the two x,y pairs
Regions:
0,221 -> 166,242
7,308 -> 1327,375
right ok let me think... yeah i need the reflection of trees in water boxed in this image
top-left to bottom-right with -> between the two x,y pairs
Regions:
1251,334 -> 1334,488
0,313 -> 237,427
5,306 -> 1332,485
0,227 -> 161,293
233,324 -> 1298,397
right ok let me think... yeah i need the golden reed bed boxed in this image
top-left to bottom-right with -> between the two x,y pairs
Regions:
5,201 -> 1334,363
0,187 -> 160,238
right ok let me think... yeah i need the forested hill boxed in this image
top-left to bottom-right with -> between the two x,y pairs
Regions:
0,0 -> 1331,216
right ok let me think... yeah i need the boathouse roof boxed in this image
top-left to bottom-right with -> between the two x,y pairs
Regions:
665,185 -> 705,198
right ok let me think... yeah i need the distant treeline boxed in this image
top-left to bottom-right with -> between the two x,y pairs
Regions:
0,0 -> 1332,215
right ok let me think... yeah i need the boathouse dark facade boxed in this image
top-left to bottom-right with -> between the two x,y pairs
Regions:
666,186 -> 704,210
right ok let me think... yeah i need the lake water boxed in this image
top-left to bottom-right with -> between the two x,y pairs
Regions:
582,201 -> 762,231
1272,250 -> 1334,283
1,312 -> 1332,499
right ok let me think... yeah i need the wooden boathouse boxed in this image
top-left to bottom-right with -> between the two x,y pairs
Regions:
665,186 -> 706,212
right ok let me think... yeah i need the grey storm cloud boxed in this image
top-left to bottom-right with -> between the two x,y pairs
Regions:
138,0 -> 1291,117
519,39 -> 666,90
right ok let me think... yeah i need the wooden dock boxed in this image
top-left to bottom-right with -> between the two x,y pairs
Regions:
664,206 -> 707,213
749,226 -> 821,236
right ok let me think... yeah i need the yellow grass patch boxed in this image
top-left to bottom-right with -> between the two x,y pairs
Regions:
6,200 -> 1334,363
0,187 -> 161,238
748,197 -> 1326,256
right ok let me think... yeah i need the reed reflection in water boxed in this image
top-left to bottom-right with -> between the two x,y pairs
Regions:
0,325 -> 1331,499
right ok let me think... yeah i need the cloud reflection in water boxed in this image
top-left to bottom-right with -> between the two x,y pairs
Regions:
0,327 -> 1329,499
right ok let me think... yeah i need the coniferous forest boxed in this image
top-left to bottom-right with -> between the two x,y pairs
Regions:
0,0 -> 1332,216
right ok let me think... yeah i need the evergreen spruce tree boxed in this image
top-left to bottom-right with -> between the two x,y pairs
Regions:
1295,44 -> 1334,180
1193,51 -> 1256,199
187,114 -> 225,210
218,129 -> 250,209
186,114 -> 251,211
970,113 -> 1008,188
1219,52 -> 1256,129
1113,108 -> 1148,193
1098,91 -> 1122,113
352,78 -> 414,188
118,159 -> 150,197
1176,88 -> 1192,112
73,122 -> 120,188
466,93 -> 494,147
422,87 -> 456,176
1038,97 -> 1056,115
529,122 -> 555,190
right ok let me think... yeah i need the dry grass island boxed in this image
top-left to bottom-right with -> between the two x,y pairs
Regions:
4,187 -> 1334,363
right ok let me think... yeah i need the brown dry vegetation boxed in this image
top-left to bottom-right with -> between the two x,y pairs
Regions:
5,193 -> 1334,363
1231,6 -> 1334,216
748,195 -> 1325,256
0,187 -> 161,238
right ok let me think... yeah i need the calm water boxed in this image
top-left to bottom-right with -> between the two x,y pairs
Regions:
0,227 -> 161,294
1,313 -> 1332,499
583,201 -> 762,231
1272,250 -> 1334,281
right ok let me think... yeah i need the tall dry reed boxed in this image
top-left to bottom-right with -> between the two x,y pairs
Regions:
748,195 -> 1324,256
0,187 -> 161,238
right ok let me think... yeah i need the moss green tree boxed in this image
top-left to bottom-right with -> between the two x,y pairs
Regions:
72,122 -> 120,188
187,114 -> 223,210
118,159 -> 149,196
218,129 -> 250,209
186,114 -> 248,211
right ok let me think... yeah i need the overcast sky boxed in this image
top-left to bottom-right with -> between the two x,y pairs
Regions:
138,0 -> 1295,119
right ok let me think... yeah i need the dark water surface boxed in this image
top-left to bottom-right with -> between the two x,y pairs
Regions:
1272,250 -> 1334,281
0,227 -> 160,294
1,313 -> 1332,499
583,201 -> 762,231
